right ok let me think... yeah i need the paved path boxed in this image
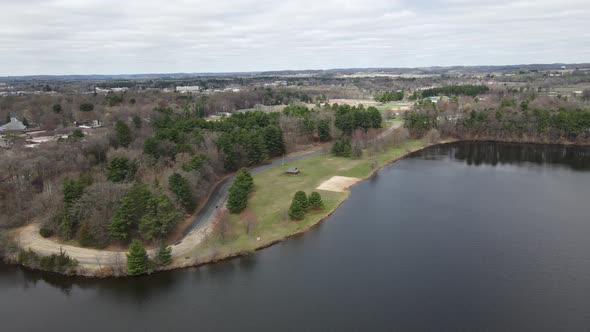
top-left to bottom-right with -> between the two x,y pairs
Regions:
14,149 -> 327,270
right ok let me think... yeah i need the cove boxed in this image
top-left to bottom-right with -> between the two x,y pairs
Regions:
1,141 -> 590,331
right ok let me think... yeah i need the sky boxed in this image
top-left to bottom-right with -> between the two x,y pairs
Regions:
1,0 -> 589,75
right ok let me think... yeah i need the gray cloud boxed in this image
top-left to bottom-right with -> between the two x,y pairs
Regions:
0,0 -> 588,75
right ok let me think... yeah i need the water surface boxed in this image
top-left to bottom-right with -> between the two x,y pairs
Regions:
2,142 -> 590,331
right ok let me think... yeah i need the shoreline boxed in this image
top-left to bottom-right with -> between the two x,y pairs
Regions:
5,137 -> 589,278
155,139 -> 446,274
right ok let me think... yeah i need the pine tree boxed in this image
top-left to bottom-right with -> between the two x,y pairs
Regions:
110,183 -> 152,241
227,168 -> 253,214
77,223 -> 96,247
308,192 -> 324,210
139,194 -> 181,241
318,119 -> 331,142
367,107 -> 382,128
245,130 -> 268,165
227,185 -> 248,213
110,195 -> 135,241
235,168 -> 254,193
168,173 -> 196,213
289,198 -> 305,220
107,157 -> 130,182
132,115 -> 142,129
294,191 -> 308,210
156,241 -> 172,266
115,120 -> 132,148
126,240 -> 148,275
263,125 -> 286,157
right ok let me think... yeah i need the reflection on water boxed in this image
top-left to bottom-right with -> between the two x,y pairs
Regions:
414,141 -> 590,170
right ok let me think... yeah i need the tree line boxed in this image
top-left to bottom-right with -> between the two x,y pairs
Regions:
412,85 -> 490,99
374,90 -> 404,103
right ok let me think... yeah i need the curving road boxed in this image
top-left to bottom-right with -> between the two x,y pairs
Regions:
14,148 -> 328,270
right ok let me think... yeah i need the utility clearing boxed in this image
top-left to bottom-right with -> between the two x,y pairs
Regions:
317,176 -> 361,192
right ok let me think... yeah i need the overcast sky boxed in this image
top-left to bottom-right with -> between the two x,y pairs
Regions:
1,0 -> 589,75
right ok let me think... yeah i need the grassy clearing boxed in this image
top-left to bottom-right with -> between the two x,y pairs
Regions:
185,139 -> 423,263
375,101 -> 413,111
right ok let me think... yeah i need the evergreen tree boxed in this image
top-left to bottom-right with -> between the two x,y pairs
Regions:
244,130 -> 268,165
110,183 -> 152,241
79,103 -> 94,112
63,178 -> 86,205
227,168 -> 254,213
139,194 -> 181,241
156,241 -> 172,266
168,173 -> 196,213
288,197 -> 305,220
107,157 -> 131,182
126,240 -> 148,275
235,168 -> 254,193
367,107 -> 382,128
132,115 -> 142,129
263,125 -> 286,157
69,129 -> 85,140
110,196 -> 135,241
59,209 -> 75,240
115,120 -> 132,148
308,192 -> 324,209
318,119 -> 331,142
294,191 -> 308,210
332,139 -> 352,157
52,104 -> 62,113
227,185 -> 248,213
77,223 -> 96,247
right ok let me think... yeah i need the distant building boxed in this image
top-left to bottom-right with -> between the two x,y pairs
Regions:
0,117 -> 26,132
176,86 -> 200,93
76,120 -> 102,129
286,167 -> 300,175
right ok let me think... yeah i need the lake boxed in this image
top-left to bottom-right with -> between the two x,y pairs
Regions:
2,141 -> 590,331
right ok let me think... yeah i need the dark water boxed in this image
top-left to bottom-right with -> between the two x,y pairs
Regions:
2,142 -> 590,332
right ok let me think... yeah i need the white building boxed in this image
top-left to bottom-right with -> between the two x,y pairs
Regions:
176,86 -> 200,93
0,117 -> 26,132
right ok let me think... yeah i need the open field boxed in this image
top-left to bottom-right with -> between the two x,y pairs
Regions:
183,139 -> 424,263
329,99 -> 380,107
375,101 -> 414,111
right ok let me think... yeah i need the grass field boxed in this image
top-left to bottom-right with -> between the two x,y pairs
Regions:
184,139 -> 424,263
375,101 -> 413,111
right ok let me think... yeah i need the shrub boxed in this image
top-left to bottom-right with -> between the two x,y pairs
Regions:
39,227 -> 54,238
79,103 -> 94,112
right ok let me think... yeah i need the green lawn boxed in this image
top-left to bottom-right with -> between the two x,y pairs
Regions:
185,139 -> 423,263
375,101 -> 413,111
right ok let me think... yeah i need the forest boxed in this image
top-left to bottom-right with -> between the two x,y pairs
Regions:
405,97 -> 590,143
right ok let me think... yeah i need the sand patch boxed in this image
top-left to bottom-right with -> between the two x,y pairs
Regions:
317,176 -> 361,192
